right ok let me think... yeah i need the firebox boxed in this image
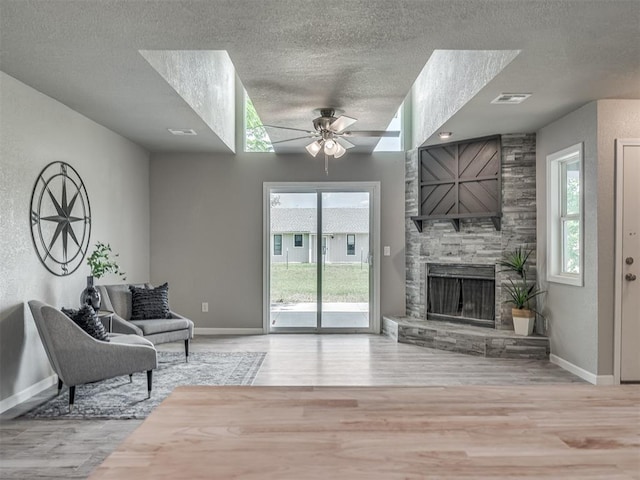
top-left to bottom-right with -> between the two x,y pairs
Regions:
426,263 -> 495,327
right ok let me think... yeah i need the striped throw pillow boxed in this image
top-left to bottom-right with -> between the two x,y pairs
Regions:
129,283 -> 171,320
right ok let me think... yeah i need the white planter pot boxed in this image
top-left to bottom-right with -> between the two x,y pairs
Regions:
512,309 -> 535,336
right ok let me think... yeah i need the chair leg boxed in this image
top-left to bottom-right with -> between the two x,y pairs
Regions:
57,377 -> 63,395
68,385 -> 76,412
147,370 -> 153,399
185,339 -> 190,362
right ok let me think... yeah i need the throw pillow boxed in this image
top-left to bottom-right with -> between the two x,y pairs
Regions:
61,305 -> 110,342
129,282 -> 171,320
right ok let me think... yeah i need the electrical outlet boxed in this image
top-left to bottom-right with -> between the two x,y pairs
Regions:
201,302 -> 209,313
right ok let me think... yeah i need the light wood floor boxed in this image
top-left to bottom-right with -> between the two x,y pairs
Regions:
0,334 -> 619,479
89,385 -> 640,480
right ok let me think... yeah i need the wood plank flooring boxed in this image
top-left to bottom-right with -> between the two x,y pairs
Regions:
88,385 -> 640,480
0,334 -> 616,479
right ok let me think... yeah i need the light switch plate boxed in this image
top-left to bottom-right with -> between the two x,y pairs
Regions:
383,246 -> 391,256
202,302 -> 209,313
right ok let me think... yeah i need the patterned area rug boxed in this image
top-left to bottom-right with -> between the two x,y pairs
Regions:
23,351 -> 266,420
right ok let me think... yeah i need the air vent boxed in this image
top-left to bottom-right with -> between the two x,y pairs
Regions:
491,93 -> 532,105
168,128 -> 197,136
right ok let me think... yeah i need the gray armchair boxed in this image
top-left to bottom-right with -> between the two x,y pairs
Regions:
97,284 -> 194,361
28,300 -> 157,411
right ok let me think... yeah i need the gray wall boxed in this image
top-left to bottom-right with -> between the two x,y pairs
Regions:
0,72 -> 151,406
536,99 -> 640,376
536,102 -> 598,373
149,152 -> 406,329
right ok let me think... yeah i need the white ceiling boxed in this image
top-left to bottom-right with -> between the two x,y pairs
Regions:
1,0 -> 638,154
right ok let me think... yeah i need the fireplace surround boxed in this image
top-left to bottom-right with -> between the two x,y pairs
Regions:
427,263 -> 496,327
406,134 -> 538,331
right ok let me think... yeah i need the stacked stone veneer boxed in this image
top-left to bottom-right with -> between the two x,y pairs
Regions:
406,134 -> 538,331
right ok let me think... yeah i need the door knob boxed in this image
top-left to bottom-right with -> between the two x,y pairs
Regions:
625,273 -> 637,281
626,257 -> 634,265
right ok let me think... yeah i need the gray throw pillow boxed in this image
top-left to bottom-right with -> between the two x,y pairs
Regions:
129,283 -> 171,320
62,305 -> 110,342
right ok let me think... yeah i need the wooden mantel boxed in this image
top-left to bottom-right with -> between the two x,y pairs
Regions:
411,212 -> 502,232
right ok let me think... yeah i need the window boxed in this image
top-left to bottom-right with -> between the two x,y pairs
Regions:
273,234 -> 282,256
293,234 -> 303,248
374,103 -> 403,152
244,91 -> 273,152
547,143 -> 583,286
347,234 -> 356,256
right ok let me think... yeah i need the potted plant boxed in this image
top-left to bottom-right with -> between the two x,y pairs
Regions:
499,247 -> 545,336
81,241 -> 126,309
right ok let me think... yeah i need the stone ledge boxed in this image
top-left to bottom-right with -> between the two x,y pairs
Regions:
383,316 -> 549,360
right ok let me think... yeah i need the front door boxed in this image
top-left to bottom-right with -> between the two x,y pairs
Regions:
617,140 -> 640,382
266,184 -> 377,332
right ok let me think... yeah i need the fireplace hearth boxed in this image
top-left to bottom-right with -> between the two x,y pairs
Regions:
426,263 -> 495,327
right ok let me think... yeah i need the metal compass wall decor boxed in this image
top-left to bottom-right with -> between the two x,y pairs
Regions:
30,161 -> 92,276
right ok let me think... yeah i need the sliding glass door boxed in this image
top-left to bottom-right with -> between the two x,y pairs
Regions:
266,184 -> 377,332
320,191 -> 370,329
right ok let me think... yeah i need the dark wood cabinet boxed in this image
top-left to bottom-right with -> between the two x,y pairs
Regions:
411,135 -> 502,232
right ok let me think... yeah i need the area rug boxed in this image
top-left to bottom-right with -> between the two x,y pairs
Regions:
23,351 -> 266,420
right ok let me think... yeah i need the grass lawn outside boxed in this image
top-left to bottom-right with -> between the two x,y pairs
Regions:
271,263 -> 369,303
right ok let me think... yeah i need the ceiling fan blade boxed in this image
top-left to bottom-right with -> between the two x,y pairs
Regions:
261,124 -> 316,134
270,135 -> 318,145
336,137 -> 355,149
329,115 -> 357,133
343,130 -> 401,137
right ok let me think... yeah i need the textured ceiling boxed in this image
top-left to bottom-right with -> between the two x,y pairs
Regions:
1,0 -> 638,154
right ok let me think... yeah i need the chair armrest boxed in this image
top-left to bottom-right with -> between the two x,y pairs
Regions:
111,312 -> 143,336
170,311 -> 194,338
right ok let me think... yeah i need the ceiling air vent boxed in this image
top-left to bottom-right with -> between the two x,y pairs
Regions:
168,128 -> 197,136
491,93 -> 532,105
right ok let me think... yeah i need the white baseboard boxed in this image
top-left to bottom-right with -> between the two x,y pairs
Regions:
195,328 -> 265,336
0,374 -> 56,414
550,354 -> 615,385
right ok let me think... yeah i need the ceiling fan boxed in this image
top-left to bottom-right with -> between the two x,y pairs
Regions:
262,108 -> 400,159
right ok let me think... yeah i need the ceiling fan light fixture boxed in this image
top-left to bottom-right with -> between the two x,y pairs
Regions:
324,140 -> 337,155
334,142 -> 346,159
305,140 -> 323,157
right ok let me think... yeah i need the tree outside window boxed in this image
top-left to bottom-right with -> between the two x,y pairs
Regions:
245,95 -> 273,152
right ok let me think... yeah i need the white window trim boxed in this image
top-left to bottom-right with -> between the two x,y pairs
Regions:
293,233 -> 304,248
547,143 -> 584,286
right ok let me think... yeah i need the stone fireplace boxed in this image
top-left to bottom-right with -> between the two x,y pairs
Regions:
405,134 -> 539,332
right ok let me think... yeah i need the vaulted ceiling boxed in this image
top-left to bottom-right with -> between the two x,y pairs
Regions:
1,0 -> 638,154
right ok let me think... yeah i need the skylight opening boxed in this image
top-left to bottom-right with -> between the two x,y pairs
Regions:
244,91 -> 273,152
374,104 -> 403,152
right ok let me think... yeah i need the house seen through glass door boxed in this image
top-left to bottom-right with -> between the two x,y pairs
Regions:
268,187 -> 373,331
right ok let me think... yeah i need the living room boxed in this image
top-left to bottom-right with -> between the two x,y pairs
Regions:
1,1 -> 639,478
